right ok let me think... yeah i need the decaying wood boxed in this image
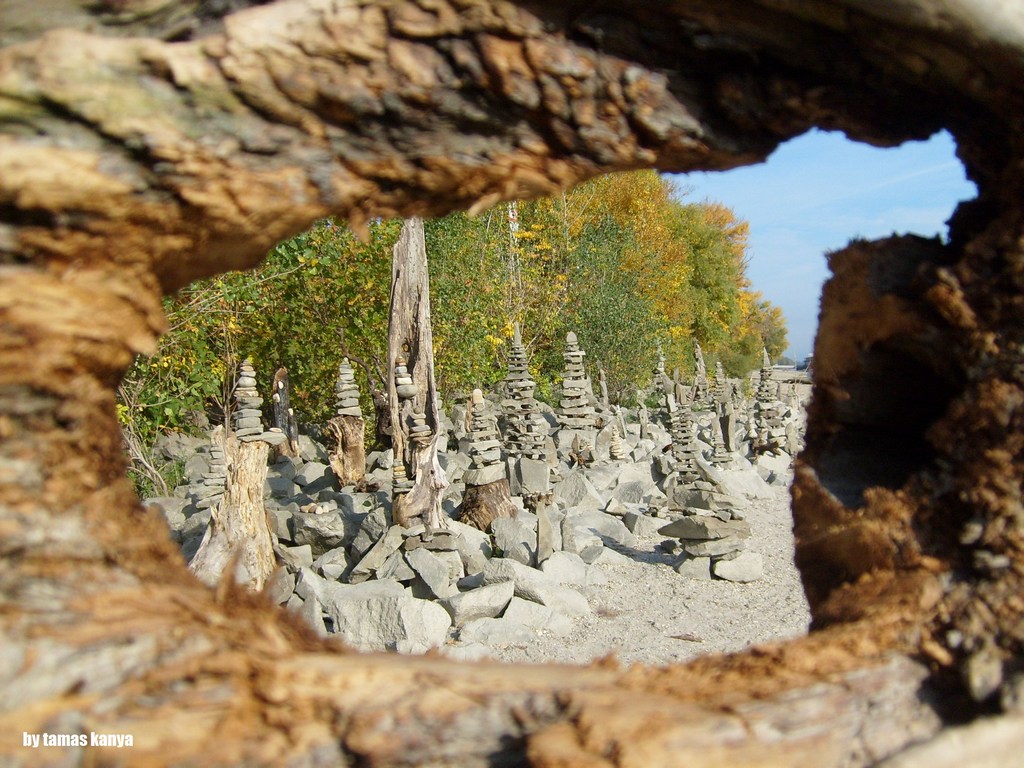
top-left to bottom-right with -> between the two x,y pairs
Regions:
387,218 -> 449,529
458,478 -> 519,533
189,429 -> 275,591
271,367 -> 299,457
327,413 -> 366,487
2,0 -> 1024,765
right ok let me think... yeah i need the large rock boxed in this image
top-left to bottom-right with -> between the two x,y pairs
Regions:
294,461 -> 329,487
501,597 -> 573,636
439,581 -> 515,626
658,516 -> 751,541
623,511 -> 664,538
349,508 -> 391,558
682,536 -> 747,557
405,547 -> 455,599
673,553 -> 712,579
291,509 -> 361,556
538,550 -> 606,587
713,551 -> 764,582
349,525 -> 405,583
491,518 -> 536,566
296,569 -> 451,653
446,519 -> 493,575
458,617 -> 534,646
570,510 -> 638,549
553,468 -> 605,512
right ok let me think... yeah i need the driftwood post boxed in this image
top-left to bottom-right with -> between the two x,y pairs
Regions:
327,357 -> 366,487
189,361 -> 276,590
387,218 -> 449,529
271,366 -> 299,457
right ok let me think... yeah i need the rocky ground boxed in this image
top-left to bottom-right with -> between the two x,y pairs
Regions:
469,485 -> 810,666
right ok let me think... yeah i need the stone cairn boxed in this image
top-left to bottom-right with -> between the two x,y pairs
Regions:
195,429 -> 227,511
463,389 -> 506,487
233,359 -> 286,447
608,423 -> 627,461
501,324 -> 548,462
710,362 -> 731,466
753,349 -> 784,452
391,357 -> 416,495
666,391 -> 701,483
334,358 -> 362,418
693,342 -> 710,407
557,332 -> 597,430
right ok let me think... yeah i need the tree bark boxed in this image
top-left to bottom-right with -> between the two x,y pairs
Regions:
1,1 -> 1024,765
387,218 -> 449,529
327,414 -> 366,487
458,478 -> 519,533
189,428 -> 275,590
271,366 -> 299,458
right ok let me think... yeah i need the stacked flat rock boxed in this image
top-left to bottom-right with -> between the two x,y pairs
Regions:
463,389 -> 506,486
232,359 -> 267,443
409,411 -> 433,448
557,332 -> 596,430
334,358 -> 362,417
608,423 -> 627,461
502,324 -> 548,461
667,393 -> 701,483
710,362 -> 731,466
754,349 -> 784,448
658,514 -> 760,582
394,358 -> 417,401
693,343 -> 710,405
195,435 -> 227,510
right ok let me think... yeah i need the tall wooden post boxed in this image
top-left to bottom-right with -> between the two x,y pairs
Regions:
387,218 -> 449,530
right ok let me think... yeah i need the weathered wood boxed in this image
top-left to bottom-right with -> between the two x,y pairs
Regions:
271,367 -> 299,457
2,1 -> 1024,765
387,218 -> 449,530
458,478 -> 519,533
327,414 -> 366,487
189,429 -> 274,590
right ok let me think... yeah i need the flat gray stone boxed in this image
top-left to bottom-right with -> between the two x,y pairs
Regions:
458,617 -> 534,646
570,510 -> 638,548
491,518 -> 536,566
622,511 -> 663,538
439,581 -> 515,626
501,597 -> 573,636
682,535 -> 747,557
349,525 -> 405,583
713,551 -> 763,582
673,553 -> 713,579
538,550 -> 589,586
516,457 -> 550,495
377,549 -> 416,582
658,516 -> 751,541
530,583 -> 591,617
291,509 -> 361,556
553,468 -> 604,512
275,543 -> 314,571
405,547 -> 454,599
264,567 -> 295,605
535,502 -> 560,564
294,461 -> 329,487
481,557 -> 558,603
349,508 -> 391,558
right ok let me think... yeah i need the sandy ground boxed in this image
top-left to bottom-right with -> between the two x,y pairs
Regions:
489,484 -> 811,666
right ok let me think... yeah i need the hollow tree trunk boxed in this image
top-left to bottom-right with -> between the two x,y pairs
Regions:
2,1 -> 1024,766
271,367 -> 300,458
189,428 -> 275,590
459,479 -> 519,533
387,218 -> 449,530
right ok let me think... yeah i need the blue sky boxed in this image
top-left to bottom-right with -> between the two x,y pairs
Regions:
671,129 -> 977,361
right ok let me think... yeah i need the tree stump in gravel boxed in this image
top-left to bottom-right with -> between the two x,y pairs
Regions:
189,429 -> 274,590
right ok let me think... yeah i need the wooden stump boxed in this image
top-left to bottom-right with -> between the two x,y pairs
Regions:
457,478 -> 518,532
327,414 -> 366,487
189,431 -> 275,591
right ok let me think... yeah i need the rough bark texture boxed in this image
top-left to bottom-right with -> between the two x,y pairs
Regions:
387,218 -> 449,529
458,478 -> 519,533
2,0 -> 1024,765
327,414 -> 366,487
189,431 -> 275,590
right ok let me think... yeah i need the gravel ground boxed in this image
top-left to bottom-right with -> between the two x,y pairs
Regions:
490,484 -> 811,666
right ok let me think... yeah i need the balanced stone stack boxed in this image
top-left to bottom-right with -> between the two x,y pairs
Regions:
693,343 -> 710,407
233,359 -> 265,442
463,389 -> 506,487
195,430 -> 227,510
502,324 -> 548,461
557,332 -> 596,430
334,358 -> 362,418
753,349 -> 784,452
392,358 -> 416,495
710,361 -> 731,466
608,423 -> 627,461
667,392 -> 701,483
658,514 -> 761,582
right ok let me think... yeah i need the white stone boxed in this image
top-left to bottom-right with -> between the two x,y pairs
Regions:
712,551 -> 764,582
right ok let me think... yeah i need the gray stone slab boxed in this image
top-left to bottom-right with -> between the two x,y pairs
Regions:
294,461 -> 329,487
553,468 -> 605,512
290,509 -> 361,556
712,551 -> 764,582
658,516 -> 751,541
491,518 -> 536,567
458,617 -> 534,646
570,510 -> 638,548
348,525 -> 405,583
405,547 -> 454,599
275,543 -> 314,571
538,550 -> 590,586
439,581 -> 515,626
682,535 -> 747,557
501,597 -> 573,636
673,553 -> 713,579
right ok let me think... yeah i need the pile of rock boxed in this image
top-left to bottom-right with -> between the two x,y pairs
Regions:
666,393 -> 701,482
463,389 -> 506,487
753,349 -> 785,451
333,358 -> 362,417
232,359 -> 287,447
501,325 -> 549,462
194,433 -> 227,512
557,332 -> 596,431
658,513 -> 762,582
